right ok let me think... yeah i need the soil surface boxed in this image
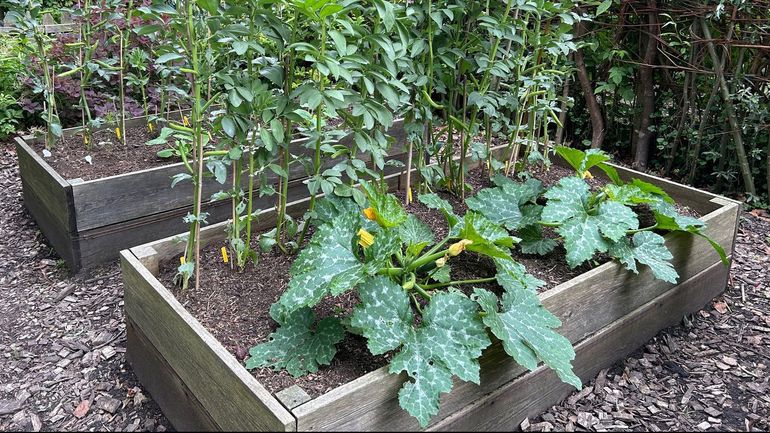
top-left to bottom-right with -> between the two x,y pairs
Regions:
28,116 -> 348,182
1,139 -> 768,431
29,124 -> 178,182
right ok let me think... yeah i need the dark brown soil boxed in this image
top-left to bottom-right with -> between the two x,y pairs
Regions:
157,242 -> 390,399
30,124 -> 179,181
155,162 -> 702,400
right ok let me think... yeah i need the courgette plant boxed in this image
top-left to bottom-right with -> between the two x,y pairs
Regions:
247,180 -> 581,426
467,146 -> 728,281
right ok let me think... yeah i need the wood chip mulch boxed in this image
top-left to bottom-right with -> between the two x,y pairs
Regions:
0,140 -> 768,432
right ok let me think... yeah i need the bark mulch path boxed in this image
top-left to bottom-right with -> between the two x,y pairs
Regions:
523,213 -> 770,432
1,139 -> 768,431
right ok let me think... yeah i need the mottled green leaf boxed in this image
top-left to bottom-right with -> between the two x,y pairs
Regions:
390,291 -> 491,427
419,193 -> 459,228
351,276 -> 413,355
278,212 -> 363,312
519,225 -> 558,255
362,181 -> 407,228
473,287 -> 581,390
246,308 -> 344,377
467,177 -> 543,230
596,201 -> 639,241
399,215 -> 435,254
609,232 -> 678,283
459,212 -> 517,260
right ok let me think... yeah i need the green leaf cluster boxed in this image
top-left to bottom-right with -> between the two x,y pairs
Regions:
248,187 -> 580,427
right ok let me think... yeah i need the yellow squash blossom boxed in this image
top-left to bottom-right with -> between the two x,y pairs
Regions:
435,256 -> 447,268
363,207 -> 377,221
448,239 -> 473,256
358,228 -> 374,249
582,170 -> 594,179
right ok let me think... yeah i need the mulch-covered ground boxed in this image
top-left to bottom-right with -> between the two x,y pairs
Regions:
1,140 -> 768,432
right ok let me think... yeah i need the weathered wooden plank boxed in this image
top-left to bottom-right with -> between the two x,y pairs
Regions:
121,251 -> 295,432
15,138 -> 79,269
126,318 -> 221,431
290,199 -> 739,431
430,259 -> 729,431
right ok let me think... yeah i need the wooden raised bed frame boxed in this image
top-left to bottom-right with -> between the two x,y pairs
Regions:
121,155 -> 741,431
16,115 -> 407,271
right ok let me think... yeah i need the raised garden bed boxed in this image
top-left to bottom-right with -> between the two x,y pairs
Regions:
120,154 -> 740,431
16,114 -> 407,271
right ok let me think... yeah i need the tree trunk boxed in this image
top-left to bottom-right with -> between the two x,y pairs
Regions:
574,19 -> 605,149
700,18 -> 756,196
632,0 -> 658,171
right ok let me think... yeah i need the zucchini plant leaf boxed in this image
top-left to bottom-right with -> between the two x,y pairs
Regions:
459,212 -> 518,260
278,212 -> 363,312
390,291 -> 491,427
398,214 -> 435,255
353,278 -> 491,427
555,146 -> 621,184
466,177 -> 542,230
609,231 -> 678,283
361,181 -> 407,228
473,286 -> 581,390
350,276 -> 413,355
519,225 -> 558,255
418,193 -> 459,228
542,177 -> 637,267
246,307 -> 345,377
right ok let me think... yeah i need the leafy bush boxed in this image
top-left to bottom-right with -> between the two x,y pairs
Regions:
247,180 -> 581,426
0,33 -> 25,137
246,147 -> 726,426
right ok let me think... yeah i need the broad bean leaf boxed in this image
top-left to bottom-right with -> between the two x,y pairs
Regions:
609,232 -> 678,283
246,307 -> 344,377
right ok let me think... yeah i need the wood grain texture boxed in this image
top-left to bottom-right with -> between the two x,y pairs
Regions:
121,251 -> 295,432
289,198 -> 739,431
126,318 -> 220,431
15,138 -> 79,269
430,259 -> 729,431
